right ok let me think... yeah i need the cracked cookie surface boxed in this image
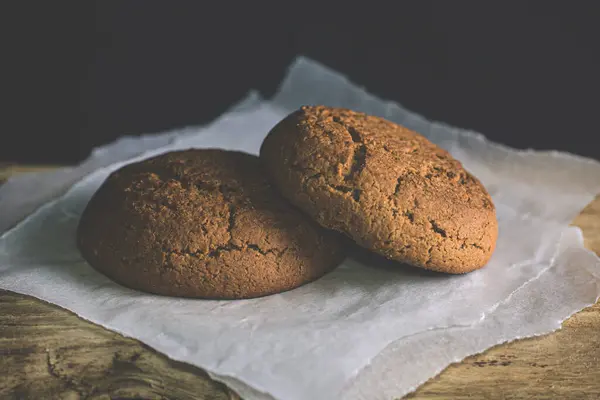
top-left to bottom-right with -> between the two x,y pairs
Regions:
260,106 -> 498,274
77,149 -> 345,299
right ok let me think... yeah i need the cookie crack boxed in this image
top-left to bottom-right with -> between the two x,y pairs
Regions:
208,243 -> 242,257
429,219 -> 447,238
346,124 -> 362,144
346,143 -> 367,183
394,177 -> 402,195
247,244 -> 289,257
291,155 -> 363,202
151,168 -> 241,200
164,242 -> 287,259
327,183 -> 362,202
388,174 -> 418,201
227,203 -> 236,240
151,169 -> 246,258
460,241 -> 485,251
189,180 -> 240,246
471,243 -> 484,250
425,245 -> 435,266
302,172 -> 323,192
332,117 -> 367,183
391,208 -> 414,224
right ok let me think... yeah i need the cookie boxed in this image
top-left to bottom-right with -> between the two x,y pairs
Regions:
77,149 -> 345,299
260,106 -> 498,274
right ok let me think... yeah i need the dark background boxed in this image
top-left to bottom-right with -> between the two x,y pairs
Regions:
3,1 -> 599,165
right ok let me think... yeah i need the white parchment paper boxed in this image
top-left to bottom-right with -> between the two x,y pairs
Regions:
1,57 -> 600,400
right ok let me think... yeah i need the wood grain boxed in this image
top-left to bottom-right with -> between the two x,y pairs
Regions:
1,168 -> 599,400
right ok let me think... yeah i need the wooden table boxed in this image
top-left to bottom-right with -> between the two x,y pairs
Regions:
1,166 -> 599,400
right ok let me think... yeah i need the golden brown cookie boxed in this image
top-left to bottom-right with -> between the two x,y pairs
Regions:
260,106 -> 498,274
77,149 -> 345,299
